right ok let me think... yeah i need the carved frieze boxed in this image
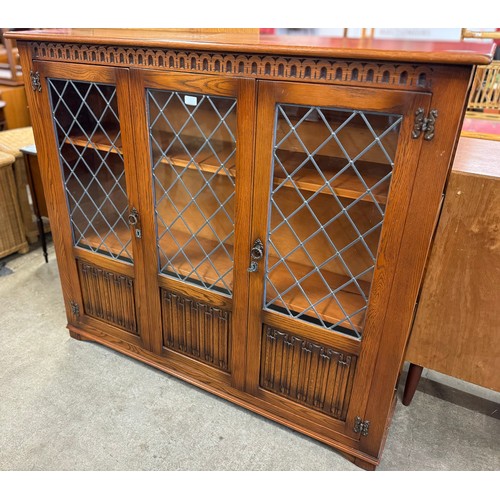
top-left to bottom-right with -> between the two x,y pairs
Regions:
30,42 -> 433,90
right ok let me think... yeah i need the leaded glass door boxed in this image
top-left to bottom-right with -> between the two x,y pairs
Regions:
131,71 -> 256,388
248,80 -> 431,438
36,61 -> 150,348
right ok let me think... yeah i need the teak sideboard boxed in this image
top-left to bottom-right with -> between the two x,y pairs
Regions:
9,29 -> 494,470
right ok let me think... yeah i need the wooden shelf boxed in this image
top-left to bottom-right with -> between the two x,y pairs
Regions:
71,215 -> 133,262
65,130 -> 237,178
64,130 -> 123,153
158,227 -> 235,292
274,150 -> 391,204
65,131 -> 389,206
152,131 -> 237,177
266,255 -> 370,332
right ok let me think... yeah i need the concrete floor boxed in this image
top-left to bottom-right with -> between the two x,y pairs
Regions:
1,243 -> 499,471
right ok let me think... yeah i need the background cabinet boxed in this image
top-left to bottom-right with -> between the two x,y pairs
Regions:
403,136 -> 500,403
12,29 -> 493,469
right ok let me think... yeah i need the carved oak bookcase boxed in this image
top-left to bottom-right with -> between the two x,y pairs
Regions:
10,29 -> 493,469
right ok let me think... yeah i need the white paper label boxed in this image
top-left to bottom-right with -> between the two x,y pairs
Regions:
184,95 -> 198,106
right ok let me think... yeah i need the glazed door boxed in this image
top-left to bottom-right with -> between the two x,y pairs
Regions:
34,61 -> 150,348
248,80 -> 431,444
130,70 -> 256,389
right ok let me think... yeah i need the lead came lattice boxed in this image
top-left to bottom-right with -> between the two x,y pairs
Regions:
48,79 -> 132,262
265,104 -> 403,339
148,90 -> 237,296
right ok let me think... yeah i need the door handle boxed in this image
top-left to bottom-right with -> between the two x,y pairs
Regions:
128,207 -> 141,238
248,238 -> 264,273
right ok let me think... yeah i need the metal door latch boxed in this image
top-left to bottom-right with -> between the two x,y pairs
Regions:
247,238 -> 264,272
128,207 -> 142,239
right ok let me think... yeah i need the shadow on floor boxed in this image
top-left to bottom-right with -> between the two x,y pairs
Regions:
398,368 -> 500,419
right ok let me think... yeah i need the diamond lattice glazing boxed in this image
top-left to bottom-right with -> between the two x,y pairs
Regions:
48,79 -> 132,262
265,104 -> 403,338
148,90 -> 237,295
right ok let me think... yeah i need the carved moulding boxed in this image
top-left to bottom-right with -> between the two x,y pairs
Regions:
30,42 -> 433,90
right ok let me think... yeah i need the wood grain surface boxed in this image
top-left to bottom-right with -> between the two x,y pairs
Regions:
405,137 -> 500,391
0,85 -> 30,129
16,33 -> 479,469
6,29 -> 495,65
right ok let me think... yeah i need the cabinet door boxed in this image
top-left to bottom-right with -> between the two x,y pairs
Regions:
129,70 -> 256,389
247,81 -> 431,444
34,61 -> 150,348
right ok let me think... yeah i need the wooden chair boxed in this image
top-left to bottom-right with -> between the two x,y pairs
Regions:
0,29 -> 23,86
460,29 -> 499,140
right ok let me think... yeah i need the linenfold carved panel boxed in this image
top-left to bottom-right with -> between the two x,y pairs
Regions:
30,42 -> 432,90
77,260 -> 138,334
161,289 -> 231,372
260,326 -> 357,420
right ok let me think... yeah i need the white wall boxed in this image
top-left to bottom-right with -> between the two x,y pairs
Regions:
276,28 -> 496,41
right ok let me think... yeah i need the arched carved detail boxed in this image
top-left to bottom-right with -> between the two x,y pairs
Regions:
334,62 -> 349,82
29,42 -> 434,90
261,56 -> 277,77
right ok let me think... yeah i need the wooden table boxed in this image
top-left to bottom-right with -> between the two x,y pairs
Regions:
20,144 -> 49,263
403,136 -> 500,403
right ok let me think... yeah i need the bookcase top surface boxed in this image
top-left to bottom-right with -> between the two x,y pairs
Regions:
7,29 -> 495,65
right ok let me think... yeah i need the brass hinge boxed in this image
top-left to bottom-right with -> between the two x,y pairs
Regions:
30,70 -> 42,92
412,108 -> 438,141
353,416 -> 370,436
70,300 -> 80,317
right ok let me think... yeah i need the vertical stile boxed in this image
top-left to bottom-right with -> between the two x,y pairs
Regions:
325,352 -> 341,416
261,327 -> 273,388
305,342 -> 320,406
192,300 -> 200,356
91,266 -> 102,319
334,355 -> 349,419
274,331 -> 285,393
126,277 -> 136,332
179,294 -> 186,352
280,335 -> 293,395
313,348 -> 329,409
164,290 -> 173,348
185,296 -> 193,354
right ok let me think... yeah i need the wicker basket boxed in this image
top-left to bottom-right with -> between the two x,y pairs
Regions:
0,127 -> 38,243
0,150 -> 29,258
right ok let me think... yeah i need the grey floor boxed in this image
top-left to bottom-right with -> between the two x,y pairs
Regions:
1,243 -> 499,471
